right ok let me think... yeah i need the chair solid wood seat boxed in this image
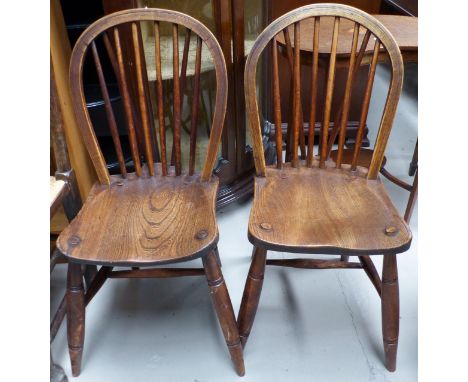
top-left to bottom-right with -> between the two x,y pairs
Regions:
58,169 -> 219,266
249,164 -> 411,255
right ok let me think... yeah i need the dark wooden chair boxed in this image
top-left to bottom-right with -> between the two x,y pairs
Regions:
57,8 -> 244,377
238,4 -> 411,372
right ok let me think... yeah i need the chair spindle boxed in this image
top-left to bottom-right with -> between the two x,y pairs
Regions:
102,32 -> 120,84
91,41 -> 127,177
180,29 -> 192,109
113,28 -> 142,176
272,38 -> 283,169
189,36 -> 202,175
154,21 -> 167,175
326,29 -> 372,157
307,17 -> 320,167
335,23 -> 360,168
282,28 -> 294,161
319,17 -> 340,168
172,23 -> 182,175
283,28 -> 306,161
132,22 -> 155,175
291,22 -> 301,167
351,38 -> 380,171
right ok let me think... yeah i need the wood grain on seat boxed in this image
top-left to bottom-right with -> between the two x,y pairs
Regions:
248,165 -> 411,255
57,168 -> 219,266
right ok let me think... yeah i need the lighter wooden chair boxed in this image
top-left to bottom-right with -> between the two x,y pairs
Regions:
57,8 -> 244,377
238,4 -> 411,372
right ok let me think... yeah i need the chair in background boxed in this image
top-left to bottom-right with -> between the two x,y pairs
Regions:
57,8 -> 244,377
238,4 -> 411,372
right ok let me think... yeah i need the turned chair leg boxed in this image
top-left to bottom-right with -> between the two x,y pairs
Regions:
381,254 -> 399,372
202,251 -> 245,376
67,262 -> 85,377
237,246 -> 267,348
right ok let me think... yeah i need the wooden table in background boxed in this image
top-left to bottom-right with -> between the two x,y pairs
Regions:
277,15 -> 417,63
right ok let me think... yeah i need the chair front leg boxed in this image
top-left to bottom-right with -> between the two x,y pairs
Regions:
67,262 -> 85,377
202,251 -> 245,376
381,253 -> 399,372
237,246 -> 267,348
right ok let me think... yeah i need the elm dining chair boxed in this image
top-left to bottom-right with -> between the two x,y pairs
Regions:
57,8 -> 244,377
238,3 -> 411,372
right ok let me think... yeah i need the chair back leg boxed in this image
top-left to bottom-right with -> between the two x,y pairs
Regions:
381,253 -> 399,372
237,246 -> 267,348
67,262 -> 85,377
202,251 -> 245,376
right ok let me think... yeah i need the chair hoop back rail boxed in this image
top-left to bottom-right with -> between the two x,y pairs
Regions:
244,3 -> 404,178
69,8 -> 228,184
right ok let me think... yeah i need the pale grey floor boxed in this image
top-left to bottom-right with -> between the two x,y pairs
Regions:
51,64 -> 418,381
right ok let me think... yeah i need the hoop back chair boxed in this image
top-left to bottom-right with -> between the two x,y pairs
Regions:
238,4 -> 412,372
57,8 -> 244,377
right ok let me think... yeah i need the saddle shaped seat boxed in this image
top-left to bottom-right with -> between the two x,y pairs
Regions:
58,169 -> 219,266
248,164 -> 412,255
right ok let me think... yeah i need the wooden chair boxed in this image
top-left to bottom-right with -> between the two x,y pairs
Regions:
57,8 -> 244,377
238,4 -> 411,372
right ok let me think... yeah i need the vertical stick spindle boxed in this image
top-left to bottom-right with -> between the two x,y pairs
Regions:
320,17 -> 340,168
351,38 -> 380,171
272,38 -> 283,169
172,23 -> 182,175
154,21 -> 167,175
132,22 -> 155,175
189,36 -> 202,175
114,28 -> 142,176
91,41 -> 127,177
336,23 -> 359,168
307,17 -> 320,167
291,22 -> 301,167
